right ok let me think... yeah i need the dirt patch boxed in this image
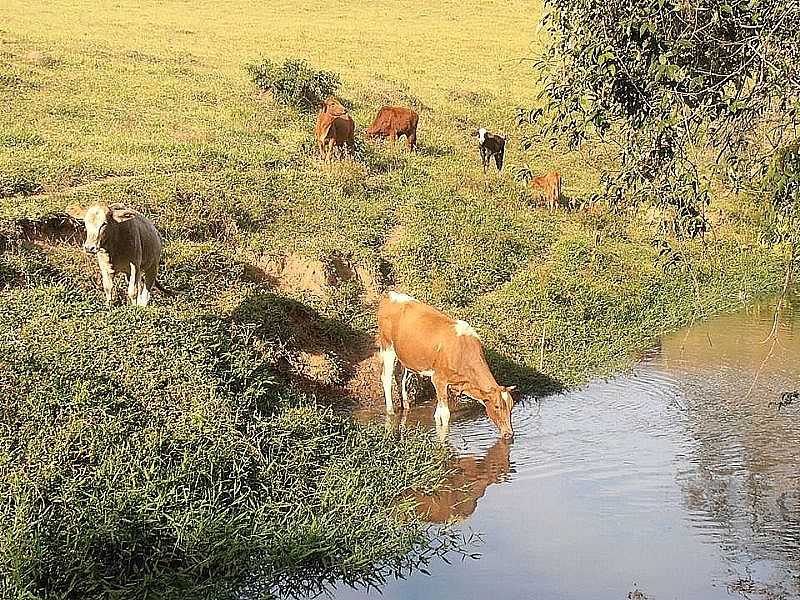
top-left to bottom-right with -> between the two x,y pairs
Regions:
344,350 -> 383,404
296,351 -> 343,386
23,50 -> 59,67
256,253 -> 330,296
383,224 -> 406,252
11,213 -> 84,247
170,127 -> 210,143
251,251 -> 388,303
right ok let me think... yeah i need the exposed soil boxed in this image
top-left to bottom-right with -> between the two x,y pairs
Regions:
252,251 -> 387,304
5,213 -> 84,248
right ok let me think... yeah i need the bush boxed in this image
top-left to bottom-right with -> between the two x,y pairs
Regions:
246,58 -> 340,111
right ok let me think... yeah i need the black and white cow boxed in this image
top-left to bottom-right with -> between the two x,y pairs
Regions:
477,128 -> 506,174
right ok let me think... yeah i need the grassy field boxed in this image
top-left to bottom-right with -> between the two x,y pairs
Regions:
0,0 -> 790,597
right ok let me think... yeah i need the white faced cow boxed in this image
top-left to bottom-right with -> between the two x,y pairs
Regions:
68,202 -> 166,306
377,291 -> 515,438
477,128 -> 506,174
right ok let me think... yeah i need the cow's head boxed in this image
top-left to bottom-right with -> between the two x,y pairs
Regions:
484,385 -> 516,438
320,97 -> 346,116
67,203 -> 136,254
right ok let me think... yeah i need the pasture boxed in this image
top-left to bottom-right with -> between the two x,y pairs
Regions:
0,0 -> 788,597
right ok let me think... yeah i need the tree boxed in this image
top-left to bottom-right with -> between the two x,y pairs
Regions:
523,0 -> 800,235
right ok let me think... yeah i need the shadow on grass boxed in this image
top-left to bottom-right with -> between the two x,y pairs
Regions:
230,291 -> 376,404
415,141 -> 454,158
486,348 -> 564,399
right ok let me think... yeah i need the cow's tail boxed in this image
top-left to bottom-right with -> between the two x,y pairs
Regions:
153,278 -> 175,297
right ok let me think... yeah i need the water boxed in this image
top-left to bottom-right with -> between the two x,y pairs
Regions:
338,297 -> 800,600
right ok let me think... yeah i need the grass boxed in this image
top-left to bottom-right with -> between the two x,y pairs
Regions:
0,0 -> 791,597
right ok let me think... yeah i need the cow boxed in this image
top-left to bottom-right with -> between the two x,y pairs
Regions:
529,170 -> 562,210
377,291 -> 515,438
314,97 -> 355,161
67,202 -> 167,306
365,106 -> 419,151
477,128 -> 506,174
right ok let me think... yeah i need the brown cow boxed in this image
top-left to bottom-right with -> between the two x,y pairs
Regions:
365,106 -> 419,150
529,170 -> 562,210
314,97 -> 355,161
377,291 -> 515,438
67,202 -> 166,306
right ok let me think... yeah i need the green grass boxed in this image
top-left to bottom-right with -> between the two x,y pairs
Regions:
0,0 -> 790,597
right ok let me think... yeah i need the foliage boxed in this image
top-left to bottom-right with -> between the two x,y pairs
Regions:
246,58 -> 341,111
761,142 -> 800,281
524,0 -> 800,234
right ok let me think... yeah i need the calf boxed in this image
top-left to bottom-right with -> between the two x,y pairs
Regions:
365,106 -> 419,150
529,170 -> 562,210
377,291 -> 515,438
477,128 -> 506,174
314,97 -> 355,161
68,203 -> 165,306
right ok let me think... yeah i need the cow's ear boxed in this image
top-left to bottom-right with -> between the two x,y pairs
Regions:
65,204 -> 87,222
111,208 -> 136,223
502,386 -> 517,402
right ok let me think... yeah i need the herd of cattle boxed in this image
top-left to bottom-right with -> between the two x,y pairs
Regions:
318,98 -> 562,209
61,98 -> 569,437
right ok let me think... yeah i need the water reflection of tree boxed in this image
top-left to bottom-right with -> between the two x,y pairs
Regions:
662,300 -> 800,598
412,437 -> 512,524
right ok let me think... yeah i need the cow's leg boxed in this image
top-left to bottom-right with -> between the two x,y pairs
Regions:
401,368 -> 413,410
126,263 -> 140,305
137,271 -> 151,306
380,345 -> 397,415
432,375 -> 451,436
406,133 -> 416,151
97,253 -> 116,306
138,266 -> 156,306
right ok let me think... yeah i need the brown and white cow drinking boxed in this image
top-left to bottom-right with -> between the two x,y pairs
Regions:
377,291 -> 515,438
68,202 -> 166,306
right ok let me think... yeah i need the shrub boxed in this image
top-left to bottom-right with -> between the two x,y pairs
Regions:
246,58 -> 340,111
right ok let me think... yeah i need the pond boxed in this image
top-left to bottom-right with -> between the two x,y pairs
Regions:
336,296 -> 800,599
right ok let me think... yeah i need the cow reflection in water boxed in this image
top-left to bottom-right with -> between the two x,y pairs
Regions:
385,413 -> 512,523
416,437 -> 511,523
